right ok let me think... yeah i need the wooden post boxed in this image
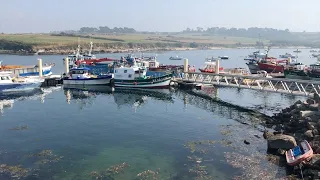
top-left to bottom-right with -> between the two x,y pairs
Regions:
184,58 -> 188,72
65,57 -> 69,74
38,58 -> 43,77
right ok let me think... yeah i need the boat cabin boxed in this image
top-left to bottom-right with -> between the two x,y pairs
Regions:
83,54 -> 97,60
0,72 -> 13,83
69,68 -> 91,79
286,62 -> 306,71
114,66 -> 147,80
309,64 -> 320,71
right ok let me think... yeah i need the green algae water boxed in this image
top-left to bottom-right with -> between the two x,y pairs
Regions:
0,86 -> 295,180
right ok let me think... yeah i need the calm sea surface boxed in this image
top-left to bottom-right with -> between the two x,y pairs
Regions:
0,49 -> 310,179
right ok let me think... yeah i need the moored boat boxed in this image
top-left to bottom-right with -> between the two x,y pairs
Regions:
169,56 -> 183,60
279,53 -> 297,59
286,140 -> 313,166
63,67 -> 113,85
307,63 -> 320,80
113,65 -> 173,88
199,58 -> 224,73
245,59 -> 260,74
257,58 -> 287,73
293,49 -> 302,53
284,62 -> 309,80
0,72 -> 44,93
0,61 -> 54,77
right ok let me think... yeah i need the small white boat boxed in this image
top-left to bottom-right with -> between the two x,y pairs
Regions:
218,56 -> 229,60
293,49 -> 301,53
0,72 -> 44,93
63,67 -> 113,85
279,53 -> 297,59
169,56 -> 183,60
286,140 -> 313,166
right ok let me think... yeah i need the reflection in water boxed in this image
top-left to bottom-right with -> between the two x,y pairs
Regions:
63,86 -> 174,112
0,100 -> 14,114
0,87 -> 61,114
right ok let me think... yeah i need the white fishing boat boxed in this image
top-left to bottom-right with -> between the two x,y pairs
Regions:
279,53 -> 297,59
169,56 -> 183,60
0,72 -> 44,93
0,61 -> 54,77
63,67 -> 113,85
113,63 -> 173,88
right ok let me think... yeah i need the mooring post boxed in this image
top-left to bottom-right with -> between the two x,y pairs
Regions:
184,58 -> 189,73
215,59 -> 220,74
65,57 -> 69,74
38,58 -> 43,77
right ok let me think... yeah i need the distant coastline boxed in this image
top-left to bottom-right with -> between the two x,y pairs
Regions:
0,46 -> 312,56
0,32 -> 314,56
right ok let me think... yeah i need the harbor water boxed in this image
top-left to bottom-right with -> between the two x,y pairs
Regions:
0,49 -> 311,179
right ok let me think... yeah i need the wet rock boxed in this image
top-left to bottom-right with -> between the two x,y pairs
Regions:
314,129 -> 320,136
309,104 -> 319,111
307,99 -> 316,105
315,94 -> 320,103
300,111 -> 320,118
277,149 -> 286,155
305,130 -> 314,139
267,134 -> 297,150
307,122 -> 316,130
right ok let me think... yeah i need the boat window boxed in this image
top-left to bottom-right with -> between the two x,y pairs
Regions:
135,70 -> 140,74
115,70 -> 118,73
128,74 -> 132,78
124,70 -> 127,73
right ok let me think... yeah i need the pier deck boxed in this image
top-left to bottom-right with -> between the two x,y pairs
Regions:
173,72 -> 320,97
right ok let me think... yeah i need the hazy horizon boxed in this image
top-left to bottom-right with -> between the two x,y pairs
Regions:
1,0 -> 320,33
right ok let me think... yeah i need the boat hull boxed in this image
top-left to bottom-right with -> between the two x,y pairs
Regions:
258,63 -> 284,73
246,63 -> 260,74
284,70 -> 309,80
63,76 -> 113,85
114,74 -> 172,89
0,81 -> 43,92
115,79 -> 171,88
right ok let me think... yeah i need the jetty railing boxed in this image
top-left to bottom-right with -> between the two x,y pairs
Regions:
175,72 -> 320,97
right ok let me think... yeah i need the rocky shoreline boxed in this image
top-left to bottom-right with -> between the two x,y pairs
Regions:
263,94 -> 320,179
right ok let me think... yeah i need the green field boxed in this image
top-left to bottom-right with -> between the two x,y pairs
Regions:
0,33 -> 266,47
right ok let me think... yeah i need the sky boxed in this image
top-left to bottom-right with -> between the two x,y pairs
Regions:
1,0 -> 320,33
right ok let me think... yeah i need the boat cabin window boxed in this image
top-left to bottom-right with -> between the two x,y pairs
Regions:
124,70 -> 127,73
0,76 -> 9,80
128,74 -> 132,78
115,70 -> 118,73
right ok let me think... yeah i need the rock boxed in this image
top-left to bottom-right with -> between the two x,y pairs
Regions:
300,111 -> 320,118
294,100 -> 303,105
308,122 -> 316,130
277,149 -> 286,155
244,140 -> 250,145
314,129 -> 320,136
315,94 -> 320,103
309,104 -> 319,111
305,130 -> 314,139
263,131 -> 274,139
267,134 -> 297,150
307,98 -> 316,105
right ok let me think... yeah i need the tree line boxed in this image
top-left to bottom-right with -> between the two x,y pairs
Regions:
182,27 -> 295,41
78,26 -> 136,34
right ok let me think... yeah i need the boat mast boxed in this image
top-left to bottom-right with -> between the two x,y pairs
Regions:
76,37 -> 81,60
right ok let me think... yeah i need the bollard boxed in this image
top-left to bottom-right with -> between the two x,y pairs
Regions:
184,58 -> 188,73
65,57 -> 69,74
215,59 -> 220,74
38,58 -> 43,77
